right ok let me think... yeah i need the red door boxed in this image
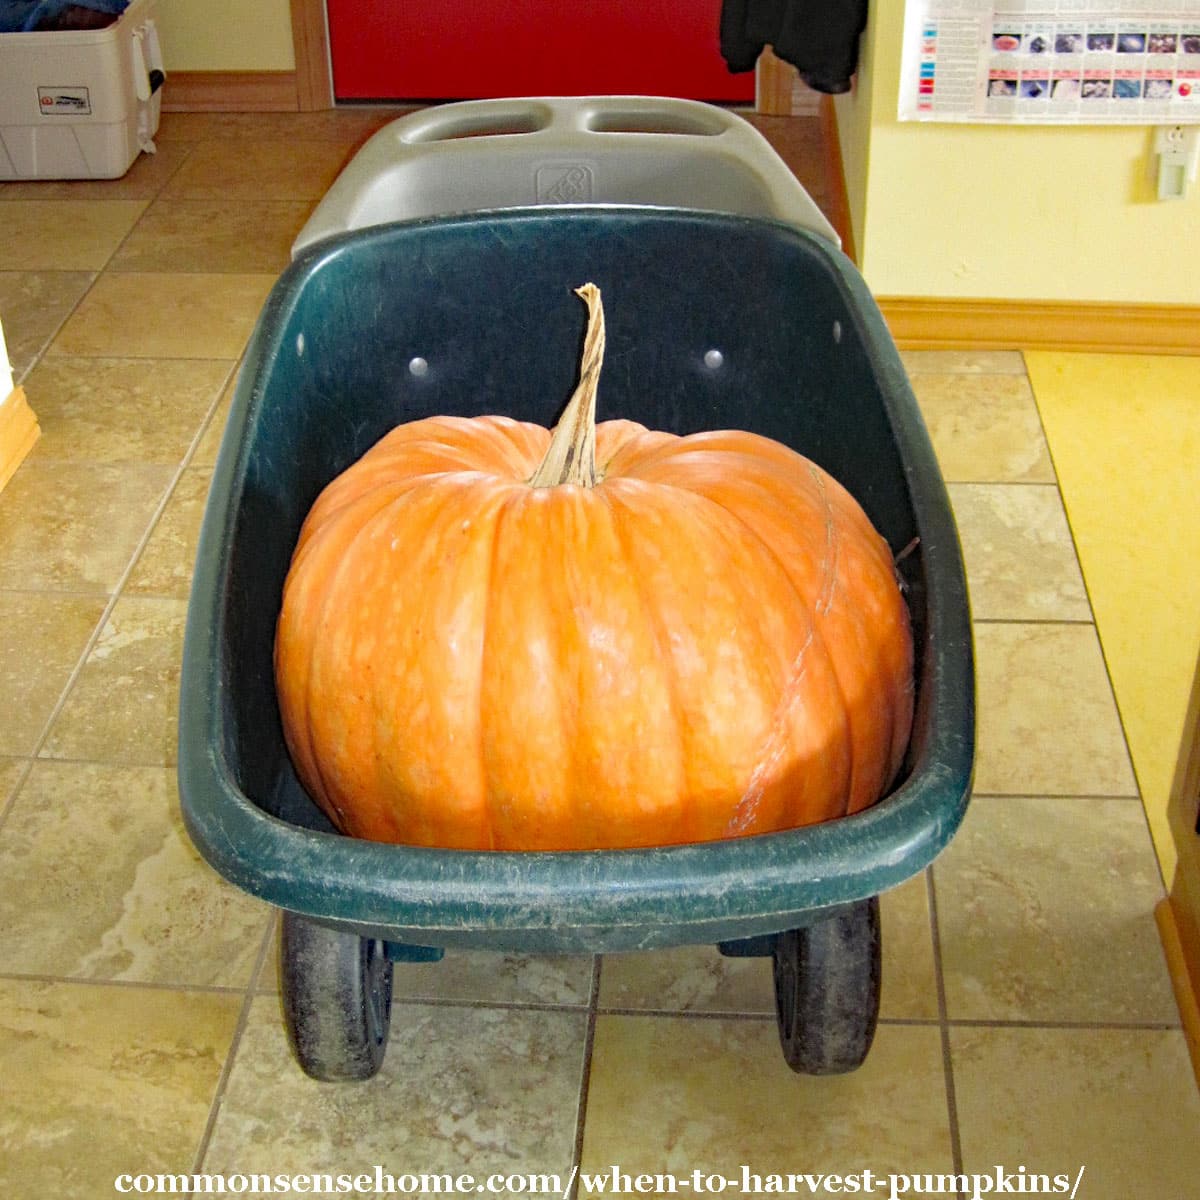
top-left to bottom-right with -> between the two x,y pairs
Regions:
326,1 -> 754,103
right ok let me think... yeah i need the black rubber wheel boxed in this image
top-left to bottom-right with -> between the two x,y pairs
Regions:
280,912 -> 393,1081
772,896 -> 881,1075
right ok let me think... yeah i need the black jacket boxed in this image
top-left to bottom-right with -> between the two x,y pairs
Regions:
720,0 -> 868,94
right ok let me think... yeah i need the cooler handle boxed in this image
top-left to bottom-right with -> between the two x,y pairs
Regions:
132,19 -> 166,103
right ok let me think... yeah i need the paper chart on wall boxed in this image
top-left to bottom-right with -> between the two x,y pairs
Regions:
900,1 -> 1200,122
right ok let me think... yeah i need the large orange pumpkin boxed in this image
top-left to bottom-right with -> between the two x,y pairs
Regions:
274,285 -> 913,851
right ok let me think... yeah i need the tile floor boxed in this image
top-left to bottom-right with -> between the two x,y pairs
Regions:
2,109 -> 1198,1200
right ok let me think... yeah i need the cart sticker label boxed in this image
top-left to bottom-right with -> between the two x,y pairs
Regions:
536,163 -> 594,204
38,86 -> 92,115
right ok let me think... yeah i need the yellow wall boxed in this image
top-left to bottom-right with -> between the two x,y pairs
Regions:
156,0 -> 295,72
831,2 -> 876,265
835,0 -> 1200,304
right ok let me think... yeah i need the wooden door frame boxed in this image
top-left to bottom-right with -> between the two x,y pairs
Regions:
1158,646 -> 1200,1087
162,0 -> 330,111
291,0 -> 334,110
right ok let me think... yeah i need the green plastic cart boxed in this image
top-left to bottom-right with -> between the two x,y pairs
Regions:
178,98 -> 974,1083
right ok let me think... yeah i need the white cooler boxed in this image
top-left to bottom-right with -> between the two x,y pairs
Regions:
0,0 -> 164,181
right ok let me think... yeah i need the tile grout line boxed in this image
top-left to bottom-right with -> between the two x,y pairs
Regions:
0,765 -> 1146,808
2,156 -> 258,1047
11,269 -> 100,389
8,469 -> 178,766
2,138 -> 238,791
91,139 -> 197,272
926,865 -> 965,1198
942,478 -> 1065,487
8,141 -> 196,388
571,1010 -> 1185,1030
592,1005 -> 774,1021
2,354 -> 241,789
0,757 -> 34,830
14,349 -> 242,452
569,957 -> 603,1197
972,616 -> 1095,626
967,790 -> 1142,801
0,969 -> 255,996
190,912 -> 277,1176
0,961 -> 1181,1031
933,1017 -> 1184,1032
389,994 -> 594,1016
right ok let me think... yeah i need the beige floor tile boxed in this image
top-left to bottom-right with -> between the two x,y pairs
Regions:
389,949 -> 594,1007
42,596 -> 186,766
126,469 -> 213,598
973,622 -> 1138,796
880,873 -> 941,1020
952,1025 -> 1200,1200
192,382 -> 234,467
161,138 -> 352,201
581,1018 -> 952,1180
0,761 -> 269,987
0,458 -> 172,592
911,374 -> 1056,483
21,357 -> 229,464
154,111 -> 220,141
0,270 -> 94,381
155,107 -> 413,144
203,997 -> 585,1179
253,913 -> 281,991
111,198 -> 311,273
255,924 -> 596,1007
0,756 -> 27,810
599,943 -> 775,1015
0,591 -> 105,756
598,874 -> 938,1020
0,199 -> 147,271
0,978 -> 240,1198
49,271 -> 275,359
901,350 -> 1028,375
253,919 -> 290,996
936,796 -> 1175,1023
4,101 -> 1193,1194
948,483 -> 1090,621
0,141 -> 193,200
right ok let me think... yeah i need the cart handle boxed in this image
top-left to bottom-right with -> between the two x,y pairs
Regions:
292,95 -> 840,255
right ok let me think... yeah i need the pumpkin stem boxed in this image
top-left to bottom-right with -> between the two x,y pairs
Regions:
529,283 -> 605,488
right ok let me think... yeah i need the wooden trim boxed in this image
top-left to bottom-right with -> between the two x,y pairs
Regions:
162,71 -> 299,113
756,48 -> 796,115
291,0 -> 333,111
0,388 -> 41,496
1163,644 -> 1200,1088
1156,900 -> 1200,1090
877,296 -> 1200,355
818,96 -> 857,265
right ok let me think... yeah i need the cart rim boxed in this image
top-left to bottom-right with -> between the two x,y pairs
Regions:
178,207 -> 975,943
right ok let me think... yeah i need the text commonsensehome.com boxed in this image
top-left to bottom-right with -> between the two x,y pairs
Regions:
113,1163 -> 1088,1198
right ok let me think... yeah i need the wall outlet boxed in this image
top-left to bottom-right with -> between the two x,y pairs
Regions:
1154,125 -> 1200,200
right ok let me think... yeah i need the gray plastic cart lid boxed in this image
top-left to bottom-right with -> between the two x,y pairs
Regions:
293,95 -> 840,254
